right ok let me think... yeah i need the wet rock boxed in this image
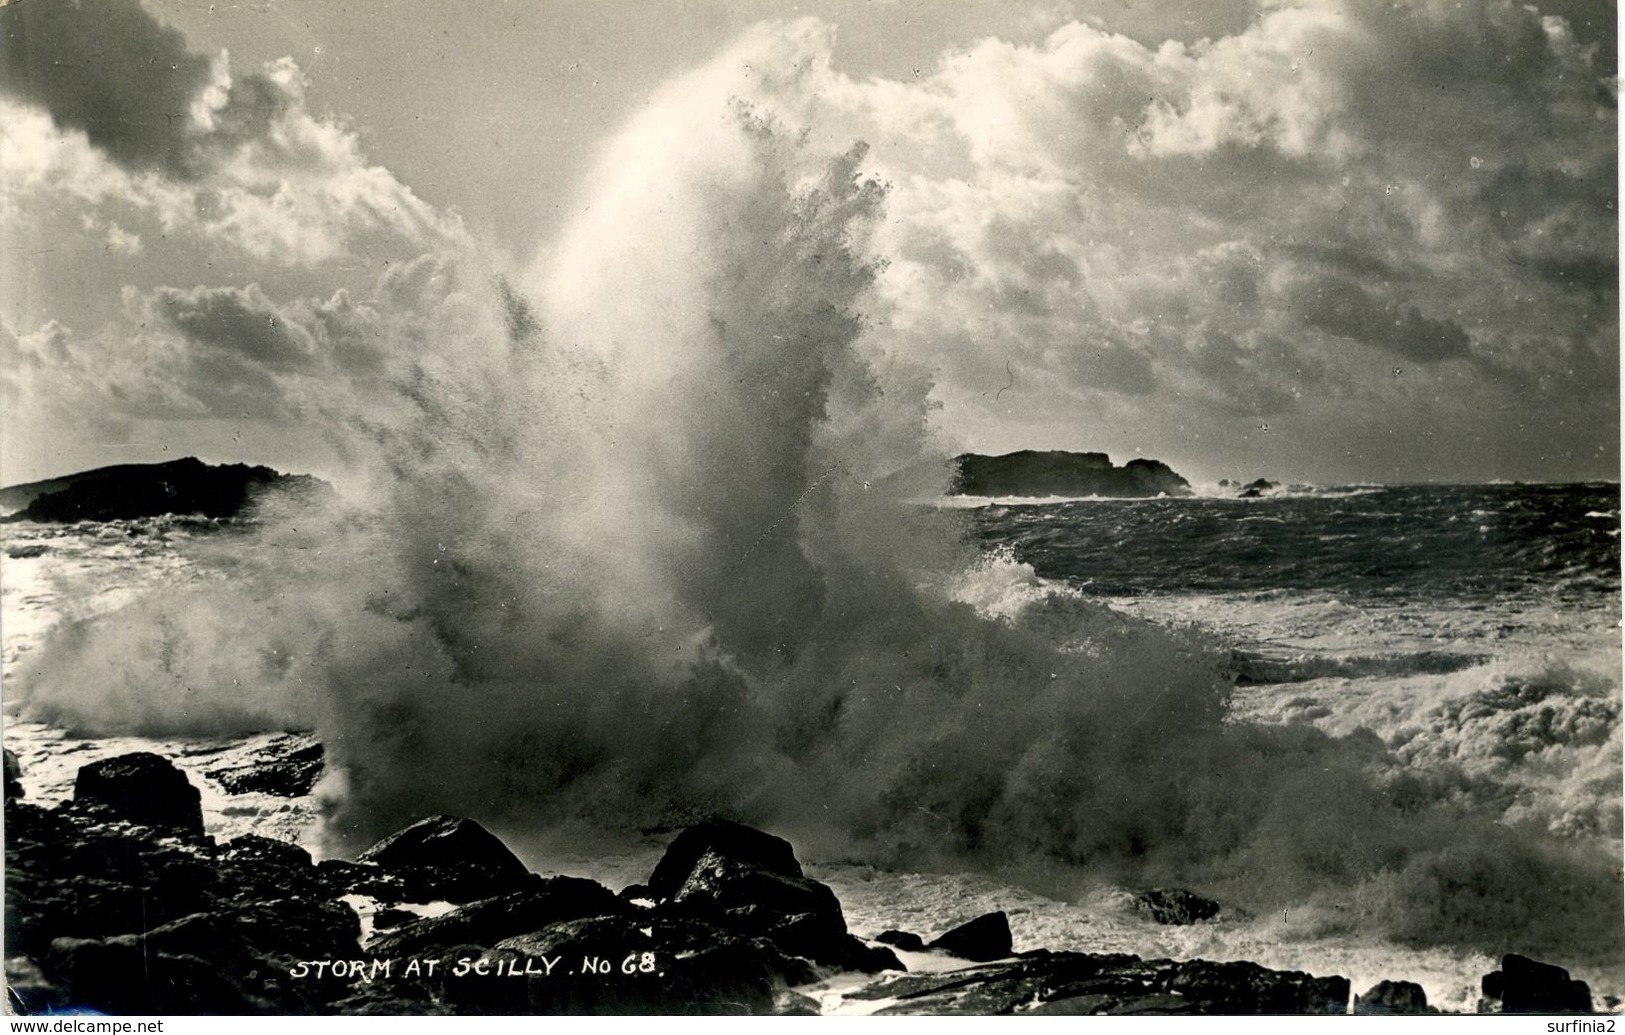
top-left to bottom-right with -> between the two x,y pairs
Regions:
369,880 -> 625,958
1481,954 -> 1593,1014
650,822 -> 901,974
73,752 -> 203,836
1161,958 -> 1349,1014
927,911 -> 1012,962
314,858 -> 407,901
877,929 -> 926,952
4,748 -> 22,800
1355,979 -> 1430,1015
205,737 -> 324,797
371,907 -> 417,931
357,815 -> 536,904
646,818 -> 803,898
1134,888 -> 1220,925
5,780 -> 364,1015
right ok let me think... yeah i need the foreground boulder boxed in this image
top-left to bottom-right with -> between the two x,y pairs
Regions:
951,451 -> 1193,499
357,815 -> 536,903
73,752 -> 203,836
646,818 -> 804,897
1481,954 -> 1592,1014
4,748 -> 22,800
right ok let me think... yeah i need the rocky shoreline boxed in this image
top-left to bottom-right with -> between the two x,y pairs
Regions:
2,747 -> 1599,1016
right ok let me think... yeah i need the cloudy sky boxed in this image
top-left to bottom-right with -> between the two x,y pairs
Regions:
1,0 -> 1617,486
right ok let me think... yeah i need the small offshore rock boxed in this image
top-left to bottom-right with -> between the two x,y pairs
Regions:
876,929 -> 926,952
927,911 -> 1012,962
73,752 -> 203,836
1134,888 -> 1221,925
357,815 -> 535,903
1481,953 -> 1593,1014
1355,979 -> 1430,1015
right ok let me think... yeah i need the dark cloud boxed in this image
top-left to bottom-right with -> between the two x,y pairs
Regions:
0,0 -> 214,177
154,285 -> 318,372
1295,277 -> 1473,363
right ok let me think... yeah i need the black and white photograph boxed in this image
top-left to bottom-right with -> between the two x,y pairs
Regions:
1,0 -> 1619,1019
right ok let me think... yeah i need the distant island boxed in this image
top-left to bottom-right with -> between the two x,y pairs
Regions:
0,457 -> 329,523
951,450 -> 1193,498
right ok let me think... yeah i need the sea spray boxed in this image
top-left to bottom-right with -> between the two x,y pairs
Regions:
9,20 -> 1621,977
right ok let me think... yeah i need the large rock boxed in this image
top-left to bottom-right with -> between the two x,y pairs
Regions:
851,950 -> 1350,1015
1481,954 -> 1593,1014
357,815 -> 535,903
648,819 -> 901,975
951,451 -> 1193,499
927,911 -> 1012,962
490,914 -> 823,1015
73,752 -> 203,836
1134,888 -> 1220,925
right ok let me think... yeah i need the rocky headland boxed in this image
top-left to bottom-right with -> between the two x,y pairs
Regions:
951,451 -> 1193,498
2,744 -> 1597,1016
0,458 -> 329,523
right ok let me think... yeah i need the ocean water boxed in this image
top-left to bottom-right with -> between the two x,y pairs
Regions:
3,484 -> 1620,1013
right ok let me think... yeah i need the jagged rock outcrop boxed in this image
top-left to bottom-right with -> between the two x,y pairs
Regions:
1481,954 -> 1593,1014
0,457 -> 329,523
644,817 -> 901,975
951,451 -> 1192,498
